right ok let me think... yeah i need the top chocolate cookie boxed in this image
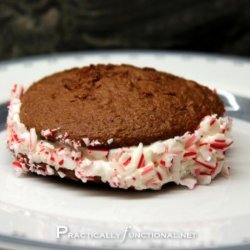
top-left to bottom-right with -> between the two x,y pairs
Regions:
20,64 -> 224,148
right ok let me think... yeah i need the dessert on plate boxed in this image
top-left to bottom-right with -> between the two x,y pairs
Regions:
7,64 -> 233,190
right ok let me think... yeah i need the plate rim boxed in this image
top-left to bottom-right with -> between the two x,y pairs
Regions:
0,49 -> 250,68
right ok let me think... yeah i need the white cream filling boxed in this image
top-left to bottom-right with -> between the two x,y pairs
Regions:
7,85 -> 233,190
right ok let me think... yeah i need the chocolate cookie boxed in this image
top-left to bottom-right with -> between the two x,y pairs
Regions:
20,64 -> 224,148
8,66 -> 233,190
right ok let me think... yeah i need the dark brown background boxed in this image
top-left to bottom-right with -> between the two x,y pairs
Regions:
0,0 -> 250,60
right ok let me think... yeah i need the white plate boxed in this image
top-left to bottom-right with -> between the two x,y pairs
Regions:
0,51 -> 250,250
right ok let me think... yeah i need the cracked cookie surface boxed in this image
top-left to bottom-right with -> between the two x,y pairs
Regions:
20,64 -> 225,148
